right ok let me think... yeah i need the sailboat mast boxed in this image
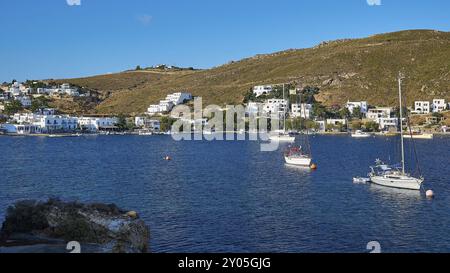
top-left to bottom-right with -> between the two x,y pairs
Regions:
283,84 -> 286,133
398,74 -> 406,174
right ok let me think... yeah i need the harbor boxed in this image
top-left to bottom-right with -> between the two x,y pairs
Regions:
0,134 -> 449,252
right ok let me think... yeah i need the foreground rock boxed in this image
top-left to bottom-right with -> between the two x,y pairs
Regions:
0,199 -> 150,253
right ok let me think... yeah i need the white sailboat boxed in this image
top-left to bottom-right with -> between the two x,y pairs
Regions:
269,84 -> 295,142
368,74 -> 424,191
284,89 -> 313,167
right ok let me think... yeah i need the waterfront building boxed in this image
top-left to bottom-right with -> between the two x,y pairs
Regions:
135,117 -> 161,131
346,101 -> 368,115
378,117 -> 399,131
413,101 -> 431,114
253,85 -> 273,97
315,120 -> 326,132
432,99 -> 446,113
78,117 -> 118,132
367,107 -> 393,120
291,103 -> 312,119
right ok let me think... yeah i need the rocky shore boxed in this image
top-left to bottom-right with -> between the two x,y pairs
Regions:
0,199 -> 150,253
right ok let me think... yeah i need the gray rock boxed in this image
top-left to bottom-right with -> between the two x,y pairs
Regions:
0,199 -> 150,253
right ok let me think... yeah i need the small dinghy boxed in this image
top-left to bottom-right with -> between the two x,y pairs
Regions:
353,177 -> 371,184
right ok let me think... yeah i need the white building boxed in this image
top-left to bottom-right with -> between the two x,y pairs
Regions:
78,117 -> 118,132
291,103 -> 312,119
246,102 -> 263,116
367,107 -> 393,120
12,113 -> 78,133
135,117 -> 161,131
263,99 -> 288,115
253,85 -> 273,97
16,96 -> 32,108
36,115 -> 78,133
147,92 -> 191,115
326,119 -> 347,126
165,92 -> 192,105
378,118 -> 399,131
413,101 -> 430,114
432,99 -> 446,113
158,100 -> 174,113
346,101 -> 368,115
147,104 -> 161,115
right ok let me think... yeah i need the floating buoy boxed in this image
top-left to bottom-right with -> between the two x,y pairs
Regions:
426,190 -> 435,199
126,211 -> 138,218
310,163 -> 318,170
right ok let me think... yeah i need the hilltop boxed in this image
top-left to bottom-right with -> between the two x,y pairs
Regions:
56,30 -> 450,115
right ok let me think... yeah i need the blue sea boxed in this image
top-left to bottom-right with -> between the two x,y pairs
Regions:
0,134 -> 449,253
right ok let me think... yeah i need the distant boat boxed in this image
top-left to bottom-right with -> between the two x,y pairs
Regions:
353,177 -> 371,183
138,130 -> 153,136
351,130 -> 371,138
403,133 -> 433,140
368,73 -> 424,191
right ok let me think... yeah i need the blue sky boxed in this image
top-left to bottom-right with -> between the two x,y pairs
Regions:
0,0 -> 449,82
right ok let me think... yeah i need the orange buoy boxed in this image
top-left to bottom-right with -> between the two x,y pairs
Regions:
426,190 -> 434,199
310,163 -> 318,170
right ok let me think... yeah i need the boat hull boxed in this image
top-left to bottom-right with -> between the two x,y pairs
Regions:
351,134 -> 371,138
284,156 -> 312,166
269,135 -> 296,142
370,175 -> 423,190
403,134 -> 433,140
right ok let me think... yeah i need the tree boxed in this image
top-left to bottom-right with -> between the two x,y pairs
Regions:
135,65 -> 142,71
339,108 -> 351,119
364,121 -> 380,132
160,116 -> 176,132
312,103 -> 327,119
351,120 -> 363,131
116,114 -> 128,131
352,106 -> 363,120
4,100 -> 23,115
31,97 -> 50,113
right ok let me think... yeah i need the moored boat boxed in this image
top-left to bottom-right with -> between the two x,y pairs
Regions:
351,130 -> 371,138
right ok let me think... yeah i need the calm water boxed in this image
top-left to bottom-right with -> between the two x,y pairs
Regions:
0,134 -> 449,253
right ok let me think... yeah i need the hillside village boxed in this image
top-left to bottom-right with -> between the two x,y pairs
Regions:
1,76 -> 449,137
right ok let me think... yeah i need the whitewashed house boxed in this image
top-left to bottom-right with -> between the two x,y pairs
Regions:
291,103 -> 312,119
326,119 -> 347,126
367,107 -> 393,121
413,101 -> 430,114
253,85 -> 273,97
263,99 -> 288,115
135,117 -> 161,131
346,101 -> 368,115
78,117 -> 118,132
378,118 -> 399,131
165,92 -> 192,105
158,100 -> 174,113
17,96 -> 32,108
432,99 -> 446,113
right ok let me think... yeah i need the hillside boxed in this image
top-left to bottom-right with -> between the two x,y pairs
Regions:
57,30 -> 450,115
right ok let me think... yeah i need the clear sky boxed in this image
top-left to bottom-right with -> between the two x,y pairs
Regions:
0,0 -> 449,82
